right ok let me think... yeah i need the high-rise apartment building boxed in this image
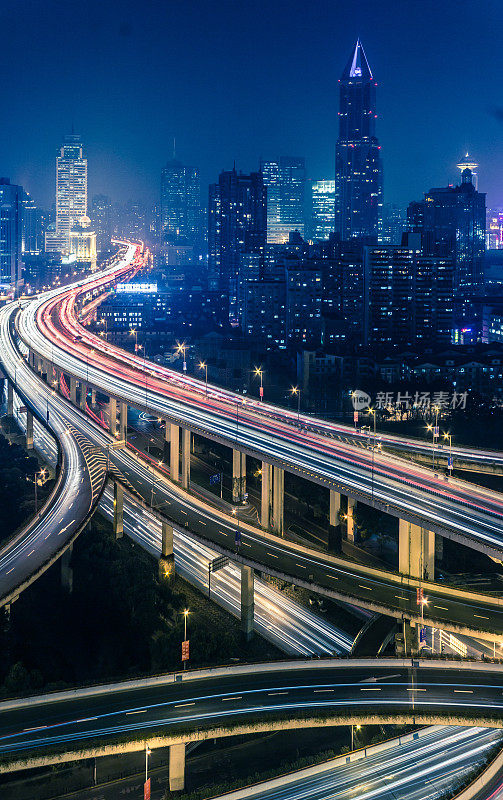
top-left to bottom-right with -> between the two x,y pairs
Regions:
45,133 -> 87,255
407,166 -> 485,289
0,178 -> 23,292
261,157 -> 305,243
91,194 -> 113,253
335,40 -> 382,240
208,167 -> 266,320
310,180 -> 335,240
363,242 -> 454,349
160,159 -> 200,248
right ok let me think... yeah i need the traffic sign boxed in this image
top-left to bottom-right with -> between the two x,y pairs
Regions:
448,456 -> 453,469
259,386 -> 264,398
209,555 -> 229,573
419,627 -> 426,644
235,529 -> 241,547
144,778 -> 151,800
353,411 -> 358,423
416,587 -> 423,604
182,639 -> 189,662
433,426 -> 439,437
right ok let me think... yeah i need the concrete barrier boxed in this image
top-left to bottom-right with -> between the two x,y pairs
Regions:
452,744 -> 503,800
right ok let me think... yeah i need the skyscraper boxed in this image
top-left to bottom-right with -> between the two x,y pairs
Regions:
310,180 -> 336,240
45,133 -> 87,254
208,167 -> 266,321
160,159 -> 200,248
335,40 -> 382,240
407,166 -> 486,289
0,178 -> 23,292
261,157 -> 305,243
91,194 -> 112,253
21,192 -> 46,255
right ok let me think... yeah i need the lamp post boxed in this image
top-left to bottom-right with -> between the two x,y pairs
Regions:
426,405 -> 440,473
176,342 -> 187,373
182,608 -> 189,670
145,743 -> 151,783
254,366 -> 264,401
129,327 -> 138,353
290,386 -> 301,423
443,432 -> 453,475
198,361 -> 208,395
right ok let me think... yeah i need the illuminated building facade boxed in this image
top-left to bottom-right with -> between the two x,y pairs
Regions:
0,177 -> 23,292
335,40 -> 382,240
208,167 -> 266,321
69,215 -> 97,269
45,134 -> 87,255
407,167 -> 486,289
261,157 -> 305,243
91,194 -> 112,253
160,159 -> 201,249
311,180 -> 335,240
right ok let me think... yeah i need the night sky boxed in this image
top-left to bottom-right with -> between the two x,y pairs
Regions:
1,0 -> 502,210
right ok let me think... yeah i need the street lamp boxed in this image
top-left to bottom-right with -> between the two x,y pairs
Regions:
368,408 -> 376,502
145,743 -> 151,783
198,361 -> 208,395
443,432 -> 453,475
183,608 -> 189,670
426,405 -> 440,473
176,342 -> 187,372
129,327 -> 138,353
254,366 -> 264,401
290,386 -> 301,423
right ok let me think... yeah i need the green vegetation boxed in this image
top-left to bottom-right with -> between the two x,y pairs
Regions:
0,513 -> 280,698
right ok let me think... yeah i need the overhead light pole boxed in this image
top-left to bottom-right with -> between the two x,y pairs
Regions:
254,366 -> 264,401
198,361 -> 208,395
290,386 -> 301,423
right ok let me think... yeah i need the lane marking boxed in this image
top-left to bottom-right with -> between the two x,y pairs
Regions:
222,696 -> 242,702
267,552 -> 279,558
358,585 -> 372,591
434,606 -> 448,611
454,690 -> 473,694
175,702 -> 195,708
314,689 -> 334,693
126,709 -> 147,715
474,615 -> 489,620
268,691 -> 288,696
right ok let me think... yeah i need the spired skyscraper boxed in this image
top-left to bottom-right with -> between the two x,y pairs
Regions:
335,40 -> 382,241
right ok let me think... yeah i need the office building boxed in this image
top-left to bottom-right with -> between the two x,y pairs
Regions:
0,178 -> 23,292
311,180 -> 335,240
45,133 -> 87,255
335,40 -> 382,240
407,166 -> 485,289
91,194 -> 113,253
160,159 -> 200,248
21,193 -> 45,255
261,157 -> 305,243
69,215 -> 97,269
208,167 -> 266,321
379,203 -> 406,245
243,276 -> 287,349
285,259 -> 323,346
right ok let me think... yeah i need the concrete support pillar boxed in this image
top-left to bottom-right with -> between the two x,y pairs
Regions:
241,565 -> 254,641
232,449 -> 246,504
26,410 -> 33,450
261,462 -> 273,529
113,481 -> 124,539
7,382 -> 13,416
159,521 -> 174,580
181,429 -> 191,490
91,388 -> 96,405
61,544 -> 73,593
272,466 -> 284,536
119,402 -> 127,441
169,742 -> 186,792
69,376 -> 77,405
328,489 -> 342,553
163,419 -> 170,463
170,424 -> 180,482
79,382 -> 87,411
399,519 -> 435,580
109,397 -> 117,437
346,496 -> 356,542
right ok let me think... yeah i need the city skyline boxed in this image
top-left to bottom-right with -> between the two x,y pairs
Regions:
1,0 -> 502,210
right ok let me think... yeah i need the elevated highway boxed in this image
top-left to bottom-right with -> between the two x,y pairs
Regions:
17,263 -> 503,566
0,659 -> 502,776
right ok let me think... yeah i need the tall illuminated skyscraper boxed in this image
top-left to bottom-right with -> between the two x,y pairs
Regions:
160,159 -> 200,248
311,180 -> 335,240
45,133 -> 87,254
261,157 -> 305,243
335,40 -> 382,240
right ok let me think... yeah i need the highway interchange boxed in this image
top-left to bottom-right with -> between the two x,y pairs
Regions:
0,244 -> 502,795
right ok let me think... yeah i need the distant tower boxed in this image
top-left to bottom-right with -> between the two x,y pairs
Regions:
456,153 -> 479,190
335,39 -> 382,240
